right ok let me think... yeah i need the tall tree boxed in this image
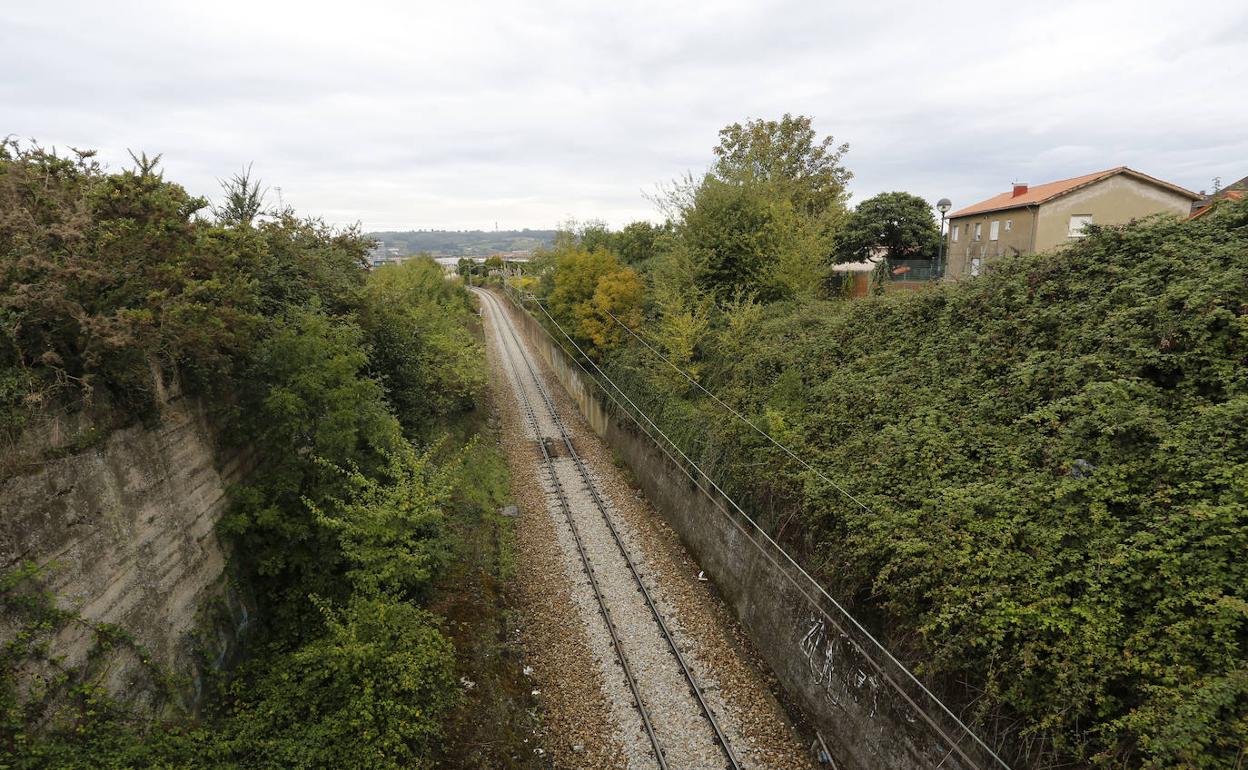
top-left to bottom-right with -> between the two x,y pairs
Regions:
612,220 -> 669,266
656,114 -> 854,301
832,191 -> 940,265
712,113 -> 851,217
577,220 -> 614,253
680,176 -> 787,301
545,246 -> 641,351
577,266 -> 645,351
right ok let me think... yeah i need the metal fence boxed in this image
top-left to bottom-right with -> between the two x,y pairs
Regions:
888,259 -> 944,281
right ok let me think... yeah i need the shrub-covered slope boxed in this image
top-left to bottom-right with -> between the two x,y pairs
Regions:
601,206 -> 1248,767
0,142 -> 504,768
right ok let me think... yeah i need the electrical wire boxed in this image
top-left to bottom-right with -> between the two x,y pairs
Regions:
513,290 -> 1011,770
603,307 -> 880,519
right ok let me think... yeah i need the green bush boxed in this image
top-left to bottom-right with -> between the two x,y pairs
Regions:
357,258 -> 484,437
0,145 -> 483,767
3,599 -> 456,770
0,141 -> 263,418
312,446 -> 455,600
594,204 -> 1248,767
219,598 -> 457,770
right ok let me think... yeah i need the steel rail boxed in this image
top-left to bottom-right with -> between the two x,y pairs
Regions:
477,288 -> 670,769
517,287 -> 1011,770
478,288 -> 742,770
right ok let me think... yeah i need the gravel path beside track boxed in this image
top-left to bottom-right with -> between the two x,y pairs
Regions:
477,288 -> 815,770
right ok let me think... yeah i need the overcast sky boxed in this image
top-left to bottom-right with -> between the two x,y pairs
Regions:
5,0 -> 1247,231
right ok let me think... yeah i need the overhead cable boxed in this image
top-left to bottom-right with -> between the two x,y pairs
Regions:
521,293 -> 1010,770
603,307 -> 879,519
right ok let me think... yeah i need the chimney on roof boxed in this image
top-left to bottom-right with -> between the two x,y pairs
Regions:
1012,182 -> 1029,198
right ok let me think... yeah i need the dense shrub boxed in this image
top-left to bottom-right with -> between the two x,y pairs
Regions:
545,246 -> 645,352
311,446 -> 455,600
356,258 -> 484,435
589,204 -> 1248,767
5,599 -> 457,770
0,144 -> 485,766
0,142 -> 260,420
218,598 -> 458,769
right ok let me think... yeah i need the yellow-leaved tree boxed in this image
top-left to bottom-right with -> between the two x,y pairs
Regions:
548,245 -> 644,355
577,266 -> 645,350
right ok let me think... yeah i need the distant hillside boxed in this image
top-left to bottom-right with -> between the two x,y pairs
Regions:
367,229 -> 558,257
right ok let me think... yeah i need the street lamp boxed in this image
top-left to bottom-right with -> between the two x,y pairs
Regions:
936,198 -> 952,279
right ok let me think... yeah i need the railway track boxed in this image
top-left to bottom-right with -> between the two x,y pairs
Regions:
474,287 -> 742,770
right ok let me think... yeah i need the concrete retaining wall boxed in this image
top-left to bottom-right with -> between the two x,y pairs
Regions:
501,291 -> 1004,770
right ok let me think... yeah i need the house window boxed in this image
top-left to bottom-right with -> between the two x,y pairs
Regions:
952,224 -> 960,242
1069,214 -> 1093,237
1005,219 -> 1012,232
970,257 -> 982,277
974,223 -> 982,241
989,220 -> 1000,241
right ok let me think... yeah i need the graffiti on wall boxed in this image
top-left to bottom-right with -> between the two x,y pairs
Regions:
799,614 -> 883,719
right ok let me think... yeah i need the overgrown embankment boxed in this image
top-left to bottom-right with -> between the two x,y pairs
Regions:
532,204 -> 1248,768
1,141 -> 533,768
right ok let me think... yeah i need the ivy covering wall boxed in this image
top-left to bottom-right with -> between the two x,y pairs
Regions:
539,202 -> 1248,768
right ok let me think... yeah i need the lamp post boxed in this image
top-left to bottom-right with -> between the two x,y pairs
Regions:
936,198 -> 952,279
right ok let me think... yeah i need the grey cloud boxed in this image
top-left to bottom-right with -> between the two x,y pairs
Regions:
4,0 -> 1246,229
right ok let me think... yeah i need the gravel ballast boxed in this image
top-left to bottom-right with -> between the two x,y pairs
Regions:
477,288 -> 815,770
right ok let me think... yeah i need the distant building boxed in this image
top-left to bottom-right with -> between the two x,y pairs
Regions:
1189,174 -> 1247,219
944,167 -> 1200,280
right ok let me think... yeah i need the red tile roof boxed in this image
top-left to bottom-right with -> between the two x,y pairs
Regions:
948,167 -> 1200,219
1189,189 -> 1245,219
